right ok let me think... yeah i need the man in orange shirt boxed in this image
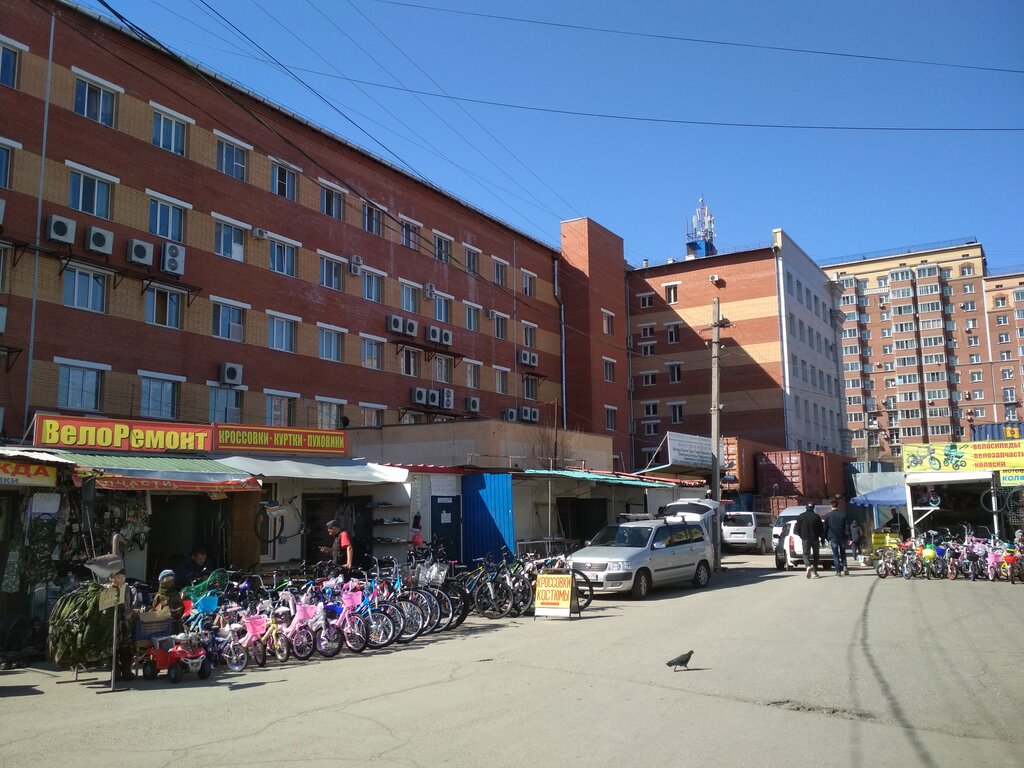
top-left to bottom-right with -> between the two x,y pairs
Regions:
320,519 -> 353,570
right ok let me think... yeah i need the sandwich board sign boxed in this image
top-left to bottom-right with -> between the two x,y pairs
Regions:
533,571 -> 580,619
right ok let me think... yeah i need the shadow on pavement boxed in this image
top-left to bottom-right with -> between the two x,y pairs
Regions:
0,685 -> 43,697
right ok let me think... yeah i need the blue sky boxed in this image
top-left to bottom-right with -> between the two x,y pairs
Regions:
79,0 -> 1024,269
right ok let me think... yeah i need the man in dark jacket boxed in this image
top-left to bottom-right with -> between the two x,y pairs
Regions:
825,500 -> 850,576
796,503 -> 826,579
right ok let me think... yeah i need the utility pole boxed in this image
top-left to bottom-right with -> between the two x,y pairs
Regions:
709,297 -> 731,572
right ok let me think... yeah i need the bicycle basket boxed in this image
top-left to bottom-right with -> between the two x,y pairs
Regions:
191,594 -> 219,615
182,569 -> 230,601
341,591 -> 363,609
427,562 -> 448,586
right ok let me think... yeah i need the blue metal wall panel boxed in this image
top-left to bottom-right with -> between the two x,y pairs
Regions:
971,423 -> 1023,441
461,473 -> 515,562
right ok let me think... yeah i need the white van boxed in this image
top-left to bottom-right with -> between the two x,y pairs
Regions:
772,504 -> 831,547
720,510 -> 773,553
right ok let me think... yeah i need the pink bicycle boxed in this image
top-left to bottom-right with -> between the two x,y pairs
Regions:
276,592 -> 317,660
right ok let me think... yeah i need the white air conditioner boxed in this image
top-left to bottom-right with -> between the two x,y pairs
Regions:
520,406 -> 533,422
404,318 -> 418,337
964,392 -> 972,400
529,352 -> 539,367
351,254 -> 364,266
518,349 -> 531,365
219,362 -> 243,386
427,325 -> 442,343
223,406 -> 241,424
485,309 -> 498,320
161,242 -> 186,275
502,408 -> 518,422
126,239 -> 154,266
441,329 -> 453,346
348,261 -> 361,276
252,227 -> 268,239
47,214 -> 76,244
529,407 -> 540,422
427,389 -> 441,408
411,387 -> 428,405
442,388 -> 454,410
423,283 -> 436,299
85,226 -> 114,255
227,322 -> 243,342
708,274 -> 720,283
388,315 -> 404,334
466,396 -> 481,412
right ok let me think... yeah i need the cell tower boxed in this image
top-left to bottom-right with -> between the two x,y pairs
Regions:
685,195 -> 717,259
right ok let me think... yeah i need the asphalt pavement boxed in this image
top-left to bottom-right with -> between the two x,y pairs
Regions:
1,552 -> 1022,767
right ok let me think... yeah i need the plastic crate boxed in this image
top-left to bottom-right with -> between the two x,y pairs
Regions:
132,616 -> 173,643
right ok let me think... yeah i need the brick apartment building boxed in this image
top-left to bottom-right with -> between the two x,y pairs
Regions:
0,0 -> 629,445
826,239 -> 1016,463
626,229 -> 847,469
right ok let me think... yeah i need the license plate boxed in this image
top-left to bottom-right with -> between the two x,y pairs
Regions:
587,573 -> 602,582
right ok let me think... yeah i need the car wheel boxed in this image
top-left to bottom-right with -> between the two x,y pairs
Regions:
692,561 -> 711,588
757,539 -> 767,554
630,569 -> 651,600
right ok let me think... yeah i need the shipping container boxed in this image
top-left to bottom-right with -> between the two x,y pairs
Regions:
757,451 -> 826,498
722,436 -> 785,493
765,495 -> 814,518
808,450 -> 853,499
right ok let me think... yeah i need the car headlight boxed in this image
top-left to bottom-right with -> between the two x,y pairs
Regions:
606,561 -> 632,571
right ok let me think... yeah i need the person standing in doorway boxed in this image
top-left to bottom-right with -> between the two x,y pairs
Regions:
320,519 -> 353,572
825,499 -> 850,576
797,503 -> 825,579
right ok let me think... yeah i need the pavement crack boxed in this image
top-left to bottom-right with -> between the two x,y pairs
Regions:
765,699 -> 877,722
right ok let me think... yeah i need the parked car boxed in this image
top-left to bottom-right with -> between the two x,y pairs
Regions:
772,504 -> 831,547
774,519 -> 832,571
721,511 -> 773,553
568,519 -> 713,600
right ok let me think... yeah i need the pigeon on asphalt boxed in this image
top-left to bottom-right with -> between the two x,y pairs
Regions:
666,650 -> 694,671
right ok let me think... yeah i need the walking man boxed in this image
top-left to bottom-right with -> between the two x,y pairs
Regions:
797,503 -> 825,579
825,499 -> 850,576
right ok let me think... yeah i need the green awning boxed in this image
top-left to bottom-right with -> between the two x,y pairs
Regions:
56,452 -> 261,491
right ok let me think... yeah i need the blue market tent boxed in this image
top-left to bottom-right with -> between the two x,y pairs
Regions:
850,485 -> 906,507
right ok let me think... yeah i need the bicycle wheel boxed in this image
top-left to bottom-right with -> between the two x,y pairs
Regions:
876,561 -> 889,579
571,570 -> 594,610
948,560 -> 958,580
408,589 -> 441,633
315,625 -> 342,658
508,576 -> 533,617
365,611 -> 396,649
251,640 -> 267,668
225,641 -> 248,672
474,580 -> 513,619
426,587 -> 453,631
395,598 -> 425,642
378,602 -> 406,643
342,613 -> 369,653
290,626 -> 315,660
271,634 -> 290,662
442,582 -> 471,628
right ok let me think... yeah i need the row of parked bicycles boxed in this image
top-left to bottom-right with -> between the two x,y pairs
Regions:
873,527 -> 1024,583
132,545 -> 594,682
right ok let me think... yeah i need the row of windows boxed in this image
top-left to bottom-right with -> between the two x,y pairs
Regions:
604,403 -> 688,432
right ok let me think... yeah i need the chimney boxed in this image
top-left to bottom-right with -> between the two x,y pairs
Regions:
642,259 -> 649,268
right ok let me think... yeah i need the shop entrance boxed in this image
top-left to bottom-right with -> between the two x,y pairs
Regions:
303,495 -> 372,567
431,496 -> 462,561
557,497 -> 609,548
147,494 -> 226,582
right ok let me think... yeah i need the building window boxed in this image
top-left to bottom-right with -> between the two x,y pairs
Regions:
668,364 -> 682,383
321,186 -> 344,219
602,311 -> 614,335
495,369 -> 508,394
149,197 -> 184,242
0,145 -> 9,189
400,283 -> 419,314
642,372 -> 656,387
435,296 -> 452,323
212,302 -> 244,341
68,171 -> 111,219
999,333 -> 1011,344
465,304 -> 480,332
667,324 -> 680,343
494,315 -> 507,340
434,234 -> 452,263
522,271 -> 536,297
217,140 -> 247,180
362,203 -> 382,236
458,247 -> 477,274
362,271 -> 383,303
644,422 -> 659,437
361,406 -> 383,428
214,222 -> 244,261
58,364 -> 102,411
639,294 -> 653,309
996,296 -> 1009,308
140,377 -> 178,419
362,338 -> 382,370
209,386 -> 241,422
524,375 -> 538,400
320,257 -> 342,291
269,240 -> 296,277
670,404 -> 684,423
603,359 -> 615,382
493,260 -> 507,286
63,265 -> 106,313
604,407 -> 616,431
1004,387 -> 1017,403
268,315 -> 296,352
435,355 -> 453,385
643,402 -> 658,417
271,163 -> 296,200
395,219 -> 418,249
466,362 -> 480,389
266,394 -> 295,426
639,343 -> 654,357
401,348 -> 420,377
316,401 -> 345,430
319,328 -> 343,362
74,77 -> 115,127
152,110 -> 186,155
1,44 -> 19,88
145,286 -> 181,329
665,285 -> 678,304
523,324 -> 537,348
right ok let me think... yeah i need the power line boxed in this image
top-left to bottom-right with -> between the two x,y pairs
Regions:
368,0 -> 1024,76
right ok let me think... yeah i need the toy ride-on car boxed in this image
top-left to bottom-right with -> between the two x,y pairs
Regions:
141,632 -> 211,683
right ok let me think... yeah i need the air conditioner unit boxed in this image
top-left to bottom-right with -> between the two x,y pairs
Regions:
966,409 -> 975,417
441,388 -> 454,410
227,322 -> 243,342
423,283 -> 436,299
520,406 -> 533,422
126,238 -> 154,266
47,214 -> 76,244
223,406 -> 241,424
518,349 -> 531,365
502,408 -> 517,422
351,255 -> 364,266
427,389 -> 441,408
348,261 -> 361,276
219,362 -> 243,386
388,315 -> 404,334
708,274 -> 720,283
529,407 -> 540,422
161,242 -> 186,275
485,309 -> 498,320
411,387 -> 428,405
964,392 -> 972,400
85,226 -> 114,255
466,396 -> 480,412
252,227 -> 268,239
441,329 -> 453,346
529,352 -> 539,367
427,325 -> 442,343
404,318 -> 418,337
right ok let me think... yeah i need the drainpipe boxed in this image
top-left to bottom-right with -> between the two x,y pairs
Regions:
555,258 -> 567,428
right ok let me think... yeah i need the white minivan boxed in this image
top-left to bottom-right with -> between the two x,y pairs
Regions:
720,510 -> 773,553
772,504 -> 831,547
